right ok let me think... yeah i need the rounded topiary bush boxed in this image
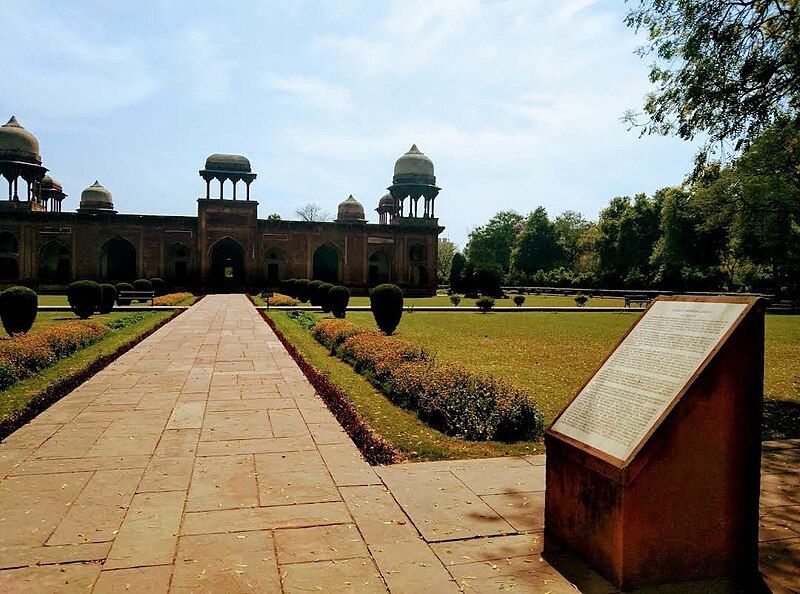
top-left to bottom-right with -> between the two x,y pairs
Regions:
317,283 -> 334,313
449,294 -> 461,306
574,294 -> 589,307
115,282 -> 134,305
150,278 -> 165,296
286,279 -> 299,298
295,279 -> 310,303
0,286 -> 38,335
370,283 -> 403,335
133,278 -> 152,291
98,283 -> 117,314
513,295 -> 526,307
68,280 -> 102,319
328,285 -> 350,319
476,296 -> 495,313
308,280 -> 324,306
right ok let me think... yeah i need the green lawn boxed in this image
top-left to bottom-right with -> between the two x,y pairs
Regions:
274,307 -> 799,454
0,310 -> 180,421
267,310 -> 542,461
0,311 -> 145,339
37,294 -> 194,307
348,294 -> 623,308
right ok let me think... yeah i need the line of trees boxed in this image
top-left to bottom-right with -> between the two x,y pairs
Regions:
439,117 -> 800,297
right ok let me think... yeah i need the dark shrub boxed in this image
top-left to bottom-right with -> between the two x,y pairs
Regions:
68,281 -> 102,319
370,283 -> 403,335
133,279 -> 152,303
295,279 -> 310,303
476,296 -> 495,313
318,283 -> 334,313
308,280 -> 324,306
328,286 -> 350,318
574,294 -> 589,307
150,278 -> 166,296
98,284 -> 117,314
473,266 -> 503,298
0,286 -> 38,335
449,294 -> 461,306
115,282 -> 134,305
513,295 -> 525,307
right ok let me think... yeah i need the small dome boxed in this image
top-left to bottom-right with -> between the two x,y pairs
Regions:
393,144 -> 434,183
379,193 -> 393,207
205,153 -> 251,173
40,174 -> 62,191
0,116 -> 41,164
78,180 -> 115,213
337,195 -> 365,222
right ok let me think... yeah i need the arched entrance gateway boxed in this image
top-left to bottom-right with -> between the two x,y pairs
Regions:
312,243 -> 342,283
100,236 -> 137,281
368,249 -> 393,285
209,237 -> 245,288
39,240 -> 71,284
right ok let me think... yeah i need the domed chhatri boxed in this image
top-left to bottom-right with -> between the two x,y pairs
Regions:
78,180 -> 116,214
204,153 -> 252,173
337,194 -> 366,223
199,153 -> 257,200
393,144 -> 435,185
388,144 -> 440,222
39,174 -> 67,212
376,192 -> 397,225
0,116 -> 41,164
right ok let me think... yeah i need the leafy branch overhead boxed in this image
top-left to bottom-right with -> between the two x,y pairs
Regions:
624,0 -> 800,166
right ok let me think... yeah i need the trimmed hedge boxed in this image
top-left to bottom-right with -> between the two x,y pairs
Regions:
308,281 -> 324,306
0,286 -> 38,335
309,318 -> 544,442
476,296 -> 495,313
317,283 -> 334,313
133,278 -> 152,292
328,286 -> 350,318
115,282 -> 134,305
153,292 -> 193,306
0,320 -> 109,390
370,283 -> 403,335
99,284 -> 117,314
150,278 -> 166,296
295,279 -> 310,303
68,281 -> 102,319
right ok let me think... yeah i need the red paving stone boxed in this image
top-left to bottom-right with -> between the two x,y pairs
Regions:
0,294 -> 797,592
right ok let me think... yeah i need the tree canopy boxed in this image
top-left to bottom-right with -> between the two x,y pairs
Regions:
625,0 -> 800,167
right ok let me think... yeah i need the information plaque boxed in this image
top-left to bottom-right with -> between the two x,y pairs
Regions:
544,296 -> 764,590
552,300 -> 746,461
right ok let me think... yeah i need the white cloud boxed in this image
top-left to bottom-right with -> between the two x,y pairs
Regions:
262,75 -> 352,113
172,27 -> 233,104
3,11 -> 158,117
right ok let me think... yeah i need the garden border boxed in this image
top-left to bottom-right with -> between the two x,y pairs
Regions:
0,304 -> 194,440
254,304 -> 401,465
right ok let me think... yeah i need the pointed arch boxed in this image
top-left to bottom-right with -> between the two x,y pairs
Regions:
166,242 -> 191,283
408,243 -> 428,286
368,249 -> 393,286
264,246 -> 287,287
100,236 -> 137,281
312,242 -> 342,283
39,239 -> 72,284
209,236 -> 245,284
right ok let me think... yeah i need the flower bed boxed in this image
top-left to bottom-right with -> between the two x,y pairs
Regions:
310,318 -> 543,442
266,293 -> 298,306
153,292 -> 194,306
0,320 -> 110,390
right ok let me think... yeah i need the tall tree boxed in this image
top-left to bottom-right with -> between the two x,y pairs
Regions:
437,238 -> 457,284
625,0 -> 800,169
294,203 -> 331,222
449,252 -> 468,293
510,207 -> 563,274
464,211 -> 523,272
553,210 -> 593,268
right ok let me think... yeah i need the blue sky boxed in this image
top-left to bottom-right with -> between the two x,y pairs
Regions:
3,0 -> 697,247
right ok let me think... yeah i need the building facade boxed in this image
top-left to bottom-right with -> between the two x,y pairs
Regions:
0,117 -> 443,295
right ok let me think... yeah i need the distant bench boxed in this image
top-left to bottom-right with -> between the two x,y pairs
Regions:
118,290 -> 155,306
624,294 -> 652,308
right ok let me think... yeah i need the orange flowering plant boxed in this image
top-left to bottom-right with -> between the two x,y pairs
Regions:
153,292 -> 193,306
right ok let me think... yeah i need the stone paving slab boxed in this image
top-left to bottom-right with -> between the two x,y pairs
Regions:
0,294 -> 797,593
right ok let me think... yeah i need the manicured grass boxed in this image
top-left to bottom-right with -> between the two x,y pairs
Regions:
37,294 -> 196,307
345,311 -> 800,420
267,310 -> 542,461
0,311 -> 142,339
348,294 -> 622,308
0,310 -> 178,421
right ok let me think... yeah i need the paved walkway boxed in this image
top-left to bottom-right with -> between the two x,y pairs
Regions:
0,295 -> 797,593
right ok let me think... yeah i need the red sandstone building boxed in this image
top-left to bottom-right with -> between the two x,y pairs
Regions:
0,117 -> 442,294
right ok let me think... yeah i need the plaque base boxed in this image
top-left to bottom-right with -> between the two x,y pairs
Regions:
544,297 -> 764,590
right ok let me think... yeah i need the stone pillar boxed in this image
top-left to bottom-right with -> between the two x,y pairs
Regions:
219,178 -> 224,200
